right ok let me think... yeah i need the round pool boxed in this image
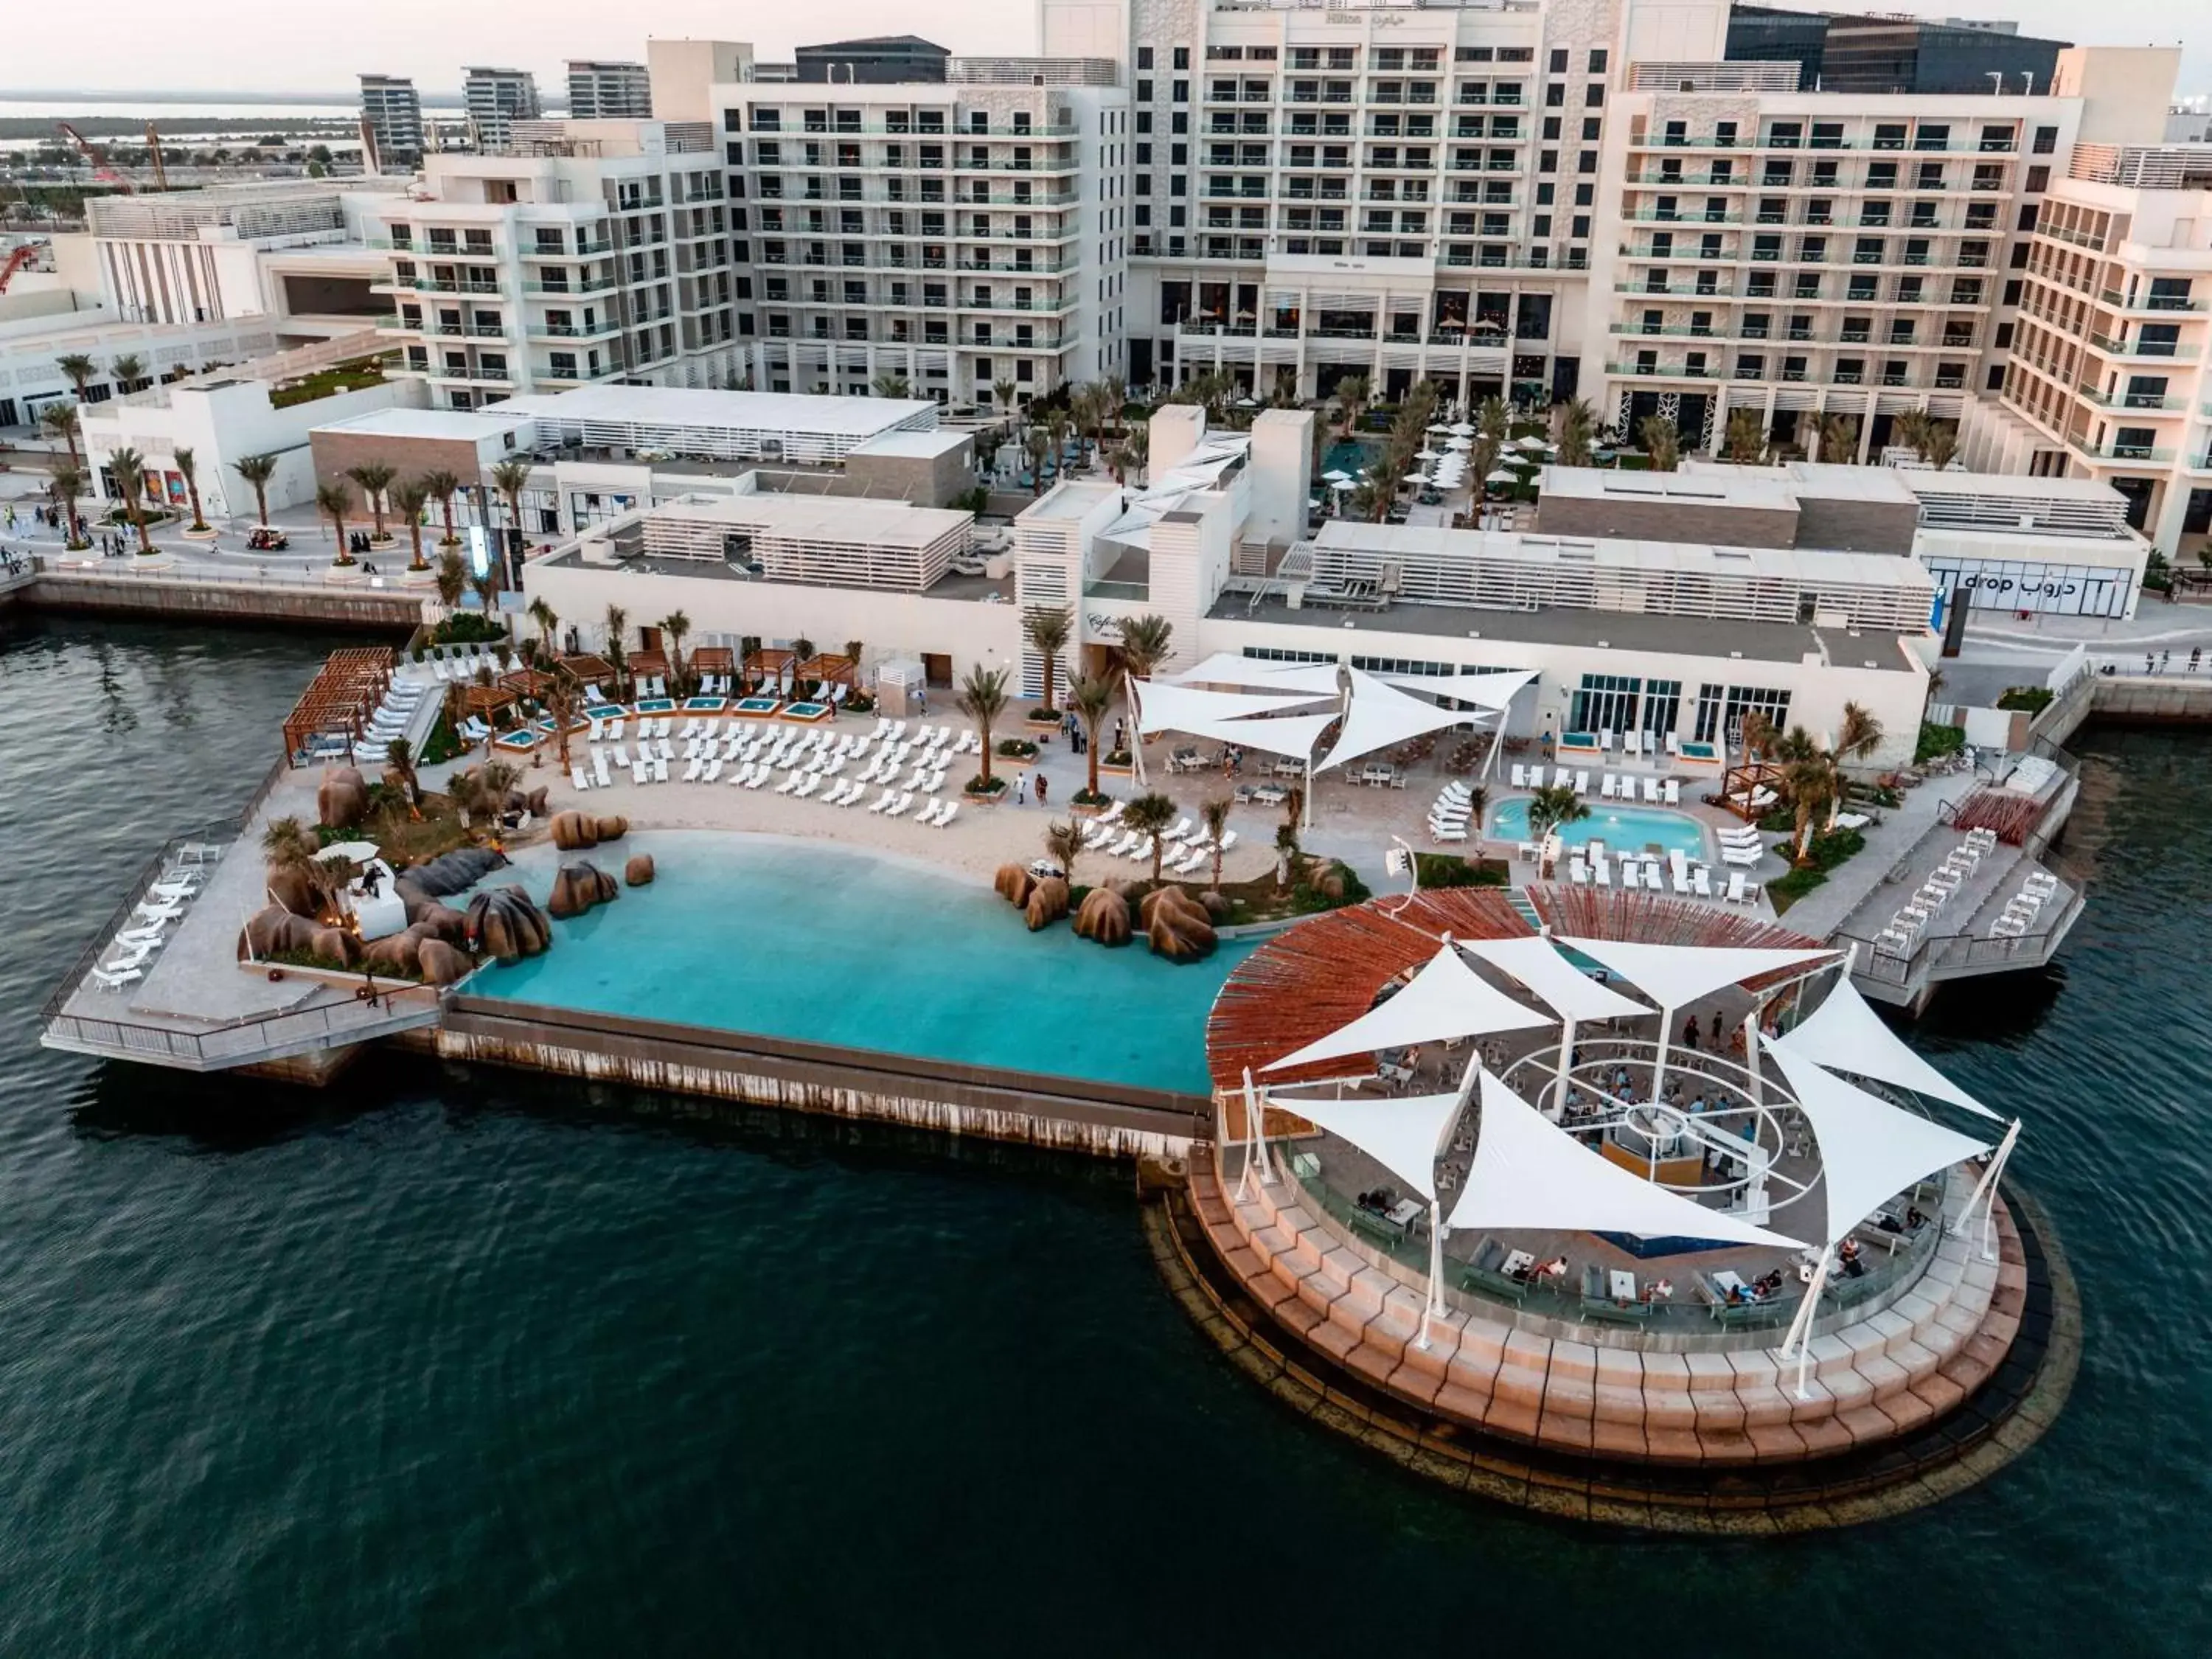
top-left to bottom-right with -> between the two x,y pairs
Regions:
1489,797 -> 1708,860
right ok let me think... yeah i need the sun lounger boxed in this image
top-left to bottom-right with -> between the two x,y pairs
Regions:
657,738 -> 675,762
1551,767 -> 1571,788
869,789 -> 894,813
1641,777 -> 1659,804
704,758 -> 723,784
1693,867 -> 1712,897
1219,830 -> 1237,853
1570,857 -> 1590,886
886,792 -> 913,818
1509,764 -> 1526,787
1164,817 -> 1192,842
1663,779 -> 1680,804
572,765 -> 593,790
1722,846 -> 1761,867
1573,771 -> 1590,795
651,757 -> 669,783
1430,824 -> 1468,844
1725,872 -> 1747,903
776,771 -> 799,795
935,801 -> 959,829
91,964 -> 142,990
134,900 -> 184,922
681,757 -> 702,783
1643,863 -> 1663,891
1593,856 -> 1612,887
1601,775 -> 1618,799
1099,799 -> 1125,824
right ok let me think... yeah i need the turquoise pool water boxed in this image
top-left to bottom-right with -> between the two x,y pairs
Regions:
1490,799 -> 1708,860
471,835 -> 1259,1095
1321,438 -> 1382,480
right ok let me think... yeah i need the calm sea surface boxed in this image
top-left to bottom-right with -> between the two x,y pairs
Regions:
1,614 -> 2207,1658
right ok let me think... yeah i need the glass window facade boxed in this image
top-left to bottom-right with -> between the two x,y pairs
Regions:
1922,554 -> 2134,619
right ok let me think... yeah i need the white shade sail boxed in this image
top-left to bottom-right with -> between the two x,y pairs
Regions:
1379,668 -> 1536,712
1775,979 -> 2000,1121
1278,1088 -> 1466,1201
1167,653 -> 1346,698
1765,1043 -> 1994,1244
1265,942 -> 1554,1072
1447,1070 -> 1806,1247
1178,710 -> 1340,762
1316,668 -> 1480,774
1556,937 -> 1839,1011
1459,936 -> 1652,1023
1133,678 -> 1331,736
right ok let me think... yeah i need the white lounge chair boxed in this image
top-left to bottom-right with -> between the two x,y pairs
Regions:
91,965 -> 143,990
1509,764 -> 1527,787
1693,867 -> 1712,898
1594,857 -> 1612,887
935,801 -> 959,830
704,758 -> 723,784
1601,775 -> 1618,799
886,792 -> 914,818
1569,857 -> 1590,886
1219,830 -> 1238,853
1722,845 -> 1761,867
1663,779 -> 1681,804
1164,817 -> 1192,843
1551,767 -> 1571,788
1573,771 -> 1590,795
776,771 -> 799,795
571,765 -> 593,790
868,788 -> 894,813
1725,872 -> 1748,903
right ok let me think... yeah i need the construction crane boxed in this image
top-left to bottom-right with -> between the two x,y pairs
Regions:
55,122 -> 133,194
0,245 -> 36,293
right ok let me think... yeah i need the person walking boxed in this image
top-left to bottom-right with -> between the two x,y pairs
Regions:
1034,773 -> 1049,807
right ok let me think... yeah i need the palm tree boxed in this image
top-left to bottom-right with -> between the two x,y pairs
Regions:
1722,408 -> 1768,465
1639,414 -> 1682,472
956,663 -> 1010,790
169,447 -> 209,532
470,568 -> 498,619
527,597 -> 559,658
1116,613 -> 1174,785
545,667 -> 582,773
384,737 -> 423,819
844,639 -> 864,698
1200,797 -> 1233,892
1069,672 -> 1113,801
1826,701 -> 1885,829
1523,782 -> 1590,872
1784,751 -> 1837,863
109,352 -> 144,393
344,462 -> 397,541
488,456 -> 535,568
1024,425 -> 1054,496
107,445 -> 155,553
1022,603 -> 1074,713
1739,709 -> 1777,771
603,604 -> 630,695
232,452 -> 279,526
1921,421 -> 1960,473
872,372 -> 912,399
790,635 -> 815,696
1334,372 -> 1369,437
1555,397 -> 1599,467
658,611 -> 692,692
259,815 -> 334,908
55,352 -> 97,404
1109,423 -> 1147,485
41,402 -> 81,467
421,467 -> 463,547
1893,408 -> 1931,462
391,477 -> 431,569
47,462 -> 86,546
1044,818 -> 1083,887
993,378 -> 1019,427
434,547 -> 467,608
1123,791 -> 1177,885
315,480 -> 352,562
1816,412 -> 1860,465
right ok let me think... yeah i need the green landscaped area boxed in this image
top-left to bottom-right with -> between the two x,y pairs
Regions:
269,358 -> 390,409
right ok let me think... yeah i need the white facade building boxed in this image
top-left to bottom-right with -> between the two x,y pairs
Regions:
374,121 -> 745,408
360,74 -> 425,172
465,67 -> 543,151
568,61 -> 654,121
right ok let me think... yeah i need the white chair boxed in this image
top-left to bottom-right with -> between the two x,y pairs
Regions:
886,792 -> 913,818
1510,764 -> 1528,787
935,801 -> 959,830
1593,857 -> 1613,888
1725,872 -> 1748,903
1693,867 -> 1713,897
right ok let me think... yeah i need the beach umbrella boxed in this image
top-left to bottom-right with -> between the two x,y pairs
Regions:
1426,422 -> 1450,434
1486,467 -> 1520,485
1447,437 -> 1472,451
1322,468 -> 1353,484
1403,471 -> 1430,484
1449,421 -> 1476,437
1416,447 -> 1441,460
1329,479 -> 1356,493
1517,435 -> 1554,452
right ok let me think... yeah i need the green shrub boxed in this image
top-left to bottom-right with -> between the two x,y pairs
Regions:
1414,852 -> 1503,888
1102,748 -> 1133,768
996,737 -> 1039,759
431,612 -> 507,645
1072,788 -> 1112,808
964,774 -> 1008,798
1996,686 -> 2053,714
1914,720 -> 1965,764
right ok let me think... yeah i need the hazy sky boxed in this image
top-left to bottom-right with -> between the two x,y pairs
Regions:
0,0 -> 2202,96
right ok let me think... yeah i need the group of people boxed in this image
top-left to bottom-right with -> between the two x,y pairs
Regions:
1057,710 -> 1089,755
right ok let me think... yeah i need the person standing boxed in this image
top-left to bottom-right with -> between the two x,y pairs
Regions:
1035,773 -> 1049,807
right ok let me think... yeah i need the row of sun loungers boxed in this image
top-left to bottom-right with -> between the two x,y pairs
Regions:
1563,845 -> 1759,905
1875,830 -> 2000,955
1991,867 -> 2059,939
91,856 -> 208,990
354,677 -> 429,763
568,720 -> 970,827
1427,779 -> 1476,844
1506,763 -> 1683,806
1079,811 -> 1239,875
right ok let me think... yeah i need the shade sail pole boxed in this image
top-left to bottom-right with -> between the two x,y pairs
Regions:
1650,1003 -> 1674,1111
1784,1246 -> 1834,1399
1744,1009 -> 1764,1110
1551,1013 -> 1576,1122
1953,1118 -> 2021,1262
1416,1200 -> 1445,1351
1233,1068 -> 1262,1201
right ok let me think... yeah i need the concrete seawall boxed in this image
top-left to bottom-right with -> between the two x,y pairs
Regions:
435,995 -> 1209,1161
22,572 -> 423,630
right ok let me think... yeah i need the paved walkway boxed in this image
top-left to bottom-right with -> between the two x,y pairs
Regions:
1775,767 -> 1981,941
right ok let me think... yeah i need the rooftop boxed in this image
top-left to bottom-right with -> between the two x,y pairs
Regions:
851,428 -> 972,461
1681,459 -> 1924,507
495,385 -> 937,439
1540,466 -> 1804,513
1217,593 -> 1921,675
312,406 -> 535,442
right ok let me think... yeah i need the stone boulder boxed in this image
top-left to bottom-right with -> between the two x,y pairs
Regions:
993,863 -> 1034,908
309,925 -> 363,968
1023,876 -> 1070,931
594,815 -> 627,843
361,928 -> 427,975
398,846 -> 509,901
1138,885 -> 1211,930
549,810 -> 599,851
265,864 -> 320,919
412,901 -> 469,945
1197,888 -> 1232,920
625,854 -> 655,887
525,786 -> 550,817
1074,887 -> 1131,947
1142,886 -> 1217,963
547,860 -> 621,920
465,886 -> 552,963
417,938 -> 473,985
241,904 -> 321,959
316,765 -> 369,830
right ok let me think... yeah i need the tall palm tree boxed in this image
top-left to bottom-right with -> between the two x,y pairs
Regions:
41,402 -> 81,467
46,462 -> 86,546
1523,782 -> 1590,872
1555,397 -> 1599,467
1273,821 -> 1301,891
1893,408 -> 1931,461
232,452 -> 279,526
658,610 -> 692,692
383,737 -> 423,819
434,548 -> 467,608
1116,613 -> 1174,784
545,667 -> 582,773
1334,372 -> 1369,437
872,372 -> 912,399
1022,603 -> 1073,713
1200,797 -> 1233,892
1826,701 -> 1886,829
1123,791 -> 1177,885
527,597 -> 559,658
171,446 -> 209,532
956,663 -> 1010,790
259,815 -> 333,907
790,635 -> 815,697
844,639 -> 864,698
1043,819 -> 1083,887
1639,414 -> 1682,472
1816,412 -> 1860,465
1921,422 -> 1960,473
391,477 -> 431,568
1110,423 -> 1147,485
54,352 -> 97,404
1024,425 -> 1054,496
1739,709 -> 1777,771
421,467 -> 463,547
487,456 -> 535,568
344,462 -> 397,541
603,604 -> 630,695
1722,408 -> 1767,465
993,378 -> 1019,427
316,480 -> 352,561
106,445 -> 155,553
1069,672 -> 1113,801
108,352 -> 144,394
1784,751 -> 1837,863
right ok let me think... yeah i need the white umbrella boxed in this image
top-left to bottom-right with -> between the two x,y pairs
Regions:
1447,437 -> 1473,451
1426,422 -> 1450,434
1507,451 -> 1540,468
1517,435 -> 1554,452
1322,469 -> 1353,483
1449,421 -> 1476,437
1236,395 -> 1259,407
1485,467 -> 1520,485
1416,447 -> 1441,460
1329,479 -> 1357,493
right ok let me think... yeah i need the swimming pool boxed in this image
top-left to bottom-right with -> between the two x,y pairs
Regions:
1489,799 -> 1708,860
469,835 -> 1259,1096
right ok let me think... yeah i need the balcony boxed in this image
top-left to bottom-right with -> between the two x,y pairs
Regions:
2076,386 -> 2186,411
2073,439 -> 2174,463
522,276 -> 620,295
2089,333 -> 2197,361
2100,288 -> 2208,313
1607,360 -> 1717,379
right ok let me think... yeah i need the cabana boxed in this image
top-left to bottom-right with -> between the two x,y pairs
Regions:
742,647 -> 795,693
796,650 -> 855,690
279,645 -> 395,767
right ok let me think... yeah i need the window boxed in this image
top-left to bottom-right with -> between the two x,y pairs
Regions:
2033,125 -> 2057,155
1545,83 -> 1565,108
1138,46 -> 1152,70
1587,49 -> 1608,73
2026,165 -> 2049,193
1172,80 -> 1189,102
1137,80 -> 1152,102
1581,116 -> 1601,141
1548,48 -> 1568,73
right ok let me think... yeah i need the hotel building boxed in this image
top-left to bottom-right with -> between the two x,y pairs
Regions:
568,60 -> 654,121
358,74 -> 425,173
464,67 -> 544,152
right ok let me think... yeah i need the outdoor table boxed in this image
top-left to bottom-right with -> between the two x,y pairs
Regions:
1503,1250 -> 1536,1279
1609,1269 -> 1638,1303
1385,1199 -> 1423,1231
1712,1269 -> 1749,1298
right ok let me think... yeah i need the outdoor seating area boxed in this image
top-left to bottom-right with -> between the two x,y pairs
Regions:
1990,865 -> 2062,941
569,713 -> 974,830
88,843 -> 218,992
1077,797 -> 1239,876
282,646 -> 397,768
1876,828 -> 1997,956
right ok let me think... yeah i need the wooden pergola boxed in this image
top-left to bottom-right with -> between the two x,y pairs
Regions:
744,647 -> 795,689
462,684 -> 518,717
1717,759 -> 1785,821
280,646 -> 395,766
630,648 -> 670,681
499,668 -> 553,702
798,652 -> 856,688
692,645 -> 734,675
559,653 -> 614,686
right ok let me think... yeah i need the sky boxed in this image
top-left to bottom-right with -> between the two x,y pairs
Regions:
0,0 -> 2201,97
